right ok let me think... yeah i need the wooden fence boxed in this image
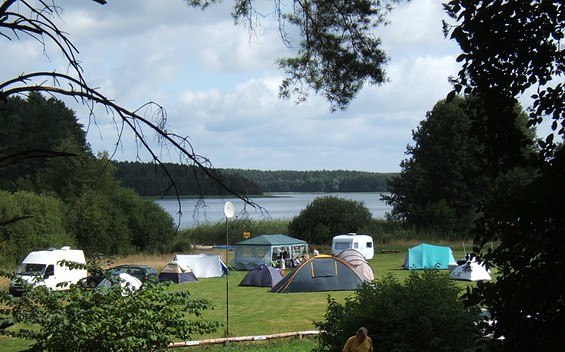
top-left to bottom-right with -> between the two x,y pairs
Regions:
169,330 -> 320,348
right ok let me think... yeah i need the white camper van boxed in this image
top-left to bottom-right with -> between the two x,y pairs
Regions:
331,233 -> 374,259
9,246 -> 87,296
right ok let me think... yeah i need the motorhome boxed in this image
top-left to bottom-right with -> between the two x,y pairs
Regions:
331,233 -> 374,259
9,246 -> 87,296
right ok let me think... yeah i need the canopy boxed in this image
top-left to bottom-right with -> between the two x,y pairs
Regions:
232,234 -> 308,270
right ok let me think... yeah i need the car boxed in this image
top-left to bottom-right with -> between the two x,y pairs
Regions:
109,265 -> 159,284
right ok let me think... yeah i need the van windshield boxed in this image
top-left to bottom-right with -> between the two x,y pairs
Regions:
17,263 -> 46,275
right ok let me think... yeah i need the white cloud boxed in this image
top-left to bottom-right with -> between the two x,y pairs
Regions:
2,0 -> 466,172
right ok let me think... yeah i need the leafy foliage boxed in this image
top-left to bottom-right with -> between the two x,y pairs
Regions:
383,95 -> 536,234
0,260 -> 220,352
443,1 -> 565,350
288,196 -> 373,244
0,191 -> 75,267
314,270 -> 481,352
0,94 -> 178,263
275,0 -> 398,111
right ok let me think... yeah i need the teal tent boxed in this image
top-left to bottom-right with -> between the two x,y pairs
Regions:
232,234 -> 309,270
271,255 -> 368,293
402,243 -> 456,270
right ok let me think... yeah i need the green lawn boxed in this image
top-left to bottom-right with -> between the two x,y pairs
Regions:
0,243 -> 482,351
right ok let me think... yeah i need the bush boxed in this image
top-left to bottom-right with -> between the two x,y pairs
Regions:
288,196 -> 373,244
314,270 -> 481,352
0,191 -> 75,267
0,260 -> 221,352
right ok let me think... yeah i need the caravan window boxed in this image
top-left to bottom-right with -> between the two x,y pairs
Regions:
334,242 -> 351,251
366,242 -> 373,248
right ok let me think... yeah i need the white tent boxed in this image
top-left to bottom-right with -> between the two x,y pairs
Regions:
336,248 -> 375,281
97,272 -> 142,293
173,254 -> 228,278
450,256 -> 492,281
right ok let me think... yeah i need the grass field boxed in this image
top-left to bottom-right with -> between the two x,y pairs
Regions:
0,241 -> 483,351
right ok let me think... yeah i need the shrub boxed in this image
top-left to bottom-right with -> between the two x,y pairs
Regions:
314,270 -> 481,352
288,196 -> 373,244
0,260 -> 220,352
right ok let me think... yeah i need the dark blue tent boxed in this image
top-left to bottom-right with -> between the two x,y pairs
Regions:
271,255 -> 368,293
239,264 -> 283,287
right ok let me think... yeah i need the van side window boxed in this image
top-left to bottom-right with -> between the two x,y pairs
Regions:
366,242 -> 373,248
44,265 -> 55,278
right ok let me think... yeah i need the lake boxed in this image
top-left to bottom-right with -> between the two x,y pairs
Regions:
155,192 -> 392,229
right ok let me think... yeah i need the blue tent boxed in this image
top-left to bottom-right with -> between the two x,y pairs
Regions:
239,264 -> 283,287
402,243 -> 456,270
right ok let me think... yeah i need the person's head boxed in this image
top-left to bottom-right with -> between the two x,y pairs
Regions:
356,327 -> 368,342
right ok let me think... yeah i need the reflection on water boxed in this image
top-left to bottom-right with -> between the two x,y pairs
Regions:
155,192 -> 392,229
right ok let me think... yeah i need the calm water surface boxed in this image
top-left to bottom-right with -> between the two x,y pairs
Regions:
155,192 -> 392,229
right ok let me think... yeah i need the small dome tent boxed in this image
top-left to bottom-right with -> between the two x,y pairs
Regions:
336,248 -> 375,281
233,234 -> 309,270
159,261 -> 197,283
450,255 -> 492,281
271,255 -> 368,293
402,243 -> 456,270
97,272 -> 141,294
239,264 -> 283,287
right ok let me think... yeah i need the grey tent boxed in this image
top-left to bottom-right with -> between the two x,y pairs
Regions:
239,264 -> 283,287
336,248 -> 375,281
271,255 -> 368,293
232,234 -> 309,270
159,261 -> 197,283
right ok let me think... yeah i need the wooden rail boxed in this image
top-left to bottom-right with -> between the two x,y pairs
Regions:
169,330 -> 320,348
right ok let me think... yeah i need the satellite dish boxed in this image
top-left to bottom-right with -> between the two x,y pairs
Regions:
223,201 -> 235,219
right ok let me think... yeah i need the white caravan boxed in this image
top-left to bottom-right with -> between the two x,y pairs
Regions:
331,233 -> 374,259
9,246 -> 87,296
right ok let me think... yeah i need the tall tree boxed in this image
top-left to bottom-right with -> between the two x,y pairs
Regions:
383,95 -> 536,234
444,1 -> 564,350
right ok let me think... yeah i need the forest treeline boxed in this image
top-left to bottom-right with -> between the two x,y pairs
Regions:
113,162 -> 397,196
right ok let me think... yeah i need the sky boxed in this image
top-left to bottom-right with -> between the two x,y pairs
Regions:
2,0 -> 464,173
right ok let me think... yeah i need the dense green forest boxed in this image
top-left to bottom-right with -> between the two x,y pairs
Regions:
113,162 -> 396,196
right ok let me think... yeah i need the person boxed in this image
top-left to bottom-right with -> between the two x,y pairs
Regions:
342,327 -> 373,352
313,248 -> 319,256
279,257 -> 286,275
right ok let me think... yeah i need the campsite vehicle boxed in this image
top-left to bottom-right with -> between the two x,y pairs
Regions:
9,246 -> 87,296
331,233 -> 374,259
109,264 -> 159,283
